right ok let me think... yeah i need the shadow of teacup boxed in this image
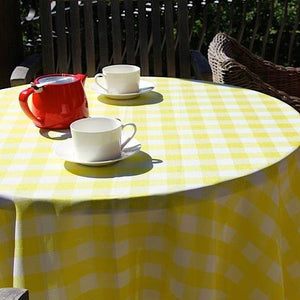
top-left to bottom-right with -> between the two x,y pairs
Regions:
97,91 -> 163,106
40,128 -> 71,140
64,151 -> 154,178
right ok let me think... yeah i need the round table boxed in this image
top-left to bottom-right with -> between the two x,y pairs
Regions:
0,77 -> 300,300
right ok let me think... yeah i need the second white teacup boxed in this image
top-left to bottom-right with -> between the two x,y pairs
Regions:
70,117 -> 137,162
95,64 -> 140,94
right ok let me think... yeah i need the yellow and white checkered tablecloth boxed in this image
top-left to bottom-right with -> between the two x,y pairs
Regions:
0,77 -> 300,299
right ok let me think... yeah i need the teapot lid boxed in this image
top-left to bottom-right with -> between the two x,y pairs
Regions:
37,75 -> 76,85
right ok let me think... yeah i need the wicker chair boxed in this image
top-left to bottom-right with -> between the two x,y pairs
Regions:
208,33 -> 300,112
0,288 -> 29,300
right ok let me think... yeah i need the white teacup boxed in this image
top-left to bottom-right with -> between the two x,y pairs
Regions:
70,117 -> 137,162
95,65 -> 140,94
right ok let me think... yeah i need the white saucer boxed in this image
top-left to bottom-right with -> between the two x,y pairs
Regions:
54,138 -> 141,166
90,79 -> 155,99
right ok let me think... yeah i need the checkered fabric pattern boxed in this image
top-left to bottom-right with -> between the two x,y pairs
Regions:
0,77 -> 300,300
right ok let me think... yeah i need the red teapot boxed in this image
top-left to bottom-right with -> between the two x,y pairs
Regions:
19,73 -> 89,129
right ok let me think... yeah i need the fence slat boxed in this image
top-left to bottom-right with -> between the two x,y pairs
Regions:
261,0 -> 274,58
177,0 -> 190,78
197,3 -> 208,51
69,1 -> 82,73
237,1 -> 247,42
164,0 -> 176,77
111,0 -> 122,64
83,0 -> 95,76
138,0 -> 149,75
124,0 -> 135,64
151,1 -> 162,76
228,1 -> 234,35
274,0 -> 288,63
39,0 -> 55,73
214,2 -> 222,36
56,0 -> 68,73
97,0 -> 109,69
249,0 -> 261,52
288,2 -> 300,65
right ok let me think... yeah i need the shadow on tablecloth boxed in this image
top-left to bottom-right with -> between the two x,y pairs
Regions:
64,151 -> 159,178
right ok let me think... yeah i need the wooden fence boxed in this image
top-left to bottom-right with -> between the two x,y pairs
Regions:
2,0 -> 300,87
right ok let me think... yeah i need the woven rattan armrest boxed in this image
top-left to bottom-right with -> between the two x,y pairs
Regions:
208,33 -> 300,112
0,288 -> 29,300
221,57 -> 300,111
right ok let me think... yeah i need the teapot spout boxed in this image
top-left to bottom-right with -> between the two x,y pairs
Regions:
75,73 -> 87,85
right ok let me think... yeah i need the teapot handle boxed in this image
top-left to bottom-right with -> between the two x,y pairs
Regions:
19,87 -> 43,126
121,123 -> 137,150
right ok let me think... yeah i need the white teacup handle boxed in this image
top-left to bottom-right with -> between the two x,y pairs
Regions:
121,123 -> 137,150
94,73 -> 108,92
